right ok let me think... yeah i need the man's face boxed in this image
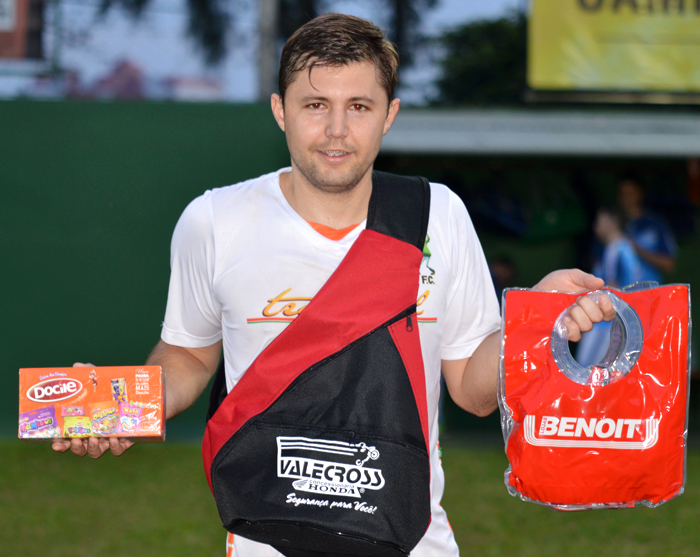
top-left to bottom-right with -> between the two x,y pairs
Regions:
618,180 -> 643,215
594,212 -> 616,244
594,213 -> 608,243
271,61 -> 400,194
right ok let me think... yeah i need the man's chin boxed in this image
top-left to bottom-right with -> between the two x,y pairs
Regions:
307,169 -> 367,195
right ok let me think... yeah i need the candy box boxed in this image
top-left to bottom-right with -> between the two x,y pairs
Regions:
19,366 -> 165,442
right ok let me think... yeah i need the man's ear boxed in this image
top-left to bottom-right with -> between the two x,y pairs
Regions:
383,98 -> 401,135
271,93 -> 286,132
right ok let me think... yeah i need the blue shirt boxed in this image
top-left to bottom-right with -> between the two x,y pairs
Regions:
626,213 -> 677,283
592,237 -> 643,289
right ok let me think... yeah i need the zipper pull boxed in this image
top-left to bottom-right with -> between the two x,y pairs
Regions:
407,314 -> 413,332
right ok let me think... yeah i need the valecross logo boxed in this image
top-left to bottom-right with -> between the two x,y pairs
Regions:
27,378 -> 83,403
277,436 -> 386,499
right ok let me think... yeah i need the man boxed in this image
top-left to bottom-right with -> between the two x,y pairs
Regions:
617,173 -> 677,282
591,206 -> 644,290
53,13 -> 613,556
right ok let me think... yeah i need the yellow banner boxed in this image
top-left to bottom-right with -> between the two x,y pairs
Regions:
529,0 -> 700,91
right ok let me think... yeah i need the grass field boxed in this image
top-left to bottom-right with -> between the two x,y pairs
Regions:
2,440 -> 699,556
440,442 -> 700,556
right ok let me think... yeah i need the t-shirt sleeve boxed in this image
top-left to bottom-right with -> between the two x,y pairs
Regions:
161,191 -> 223,347
617,244 -> 640,288
439,190 -> 501,360
630,215 -> 678,257
656,218 -> 678,257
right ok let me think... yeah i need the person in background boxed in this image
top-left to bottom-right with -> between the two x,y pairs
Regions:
591,207 -> 643,289
489,255 -> 516,304
576,206 -> 644,367
617,172 -> 677,283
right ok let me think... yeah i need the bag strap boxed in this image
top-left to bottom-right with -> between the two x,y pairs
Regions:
368,170 -> 430,250
206,171 -> 430,422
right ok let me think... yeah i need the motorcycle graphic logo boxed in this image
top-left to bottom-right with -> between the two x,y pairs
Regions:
277,437 -> 386,498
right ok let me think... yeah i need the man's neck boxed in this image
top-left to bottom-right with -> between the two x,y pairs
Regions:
279,168 -> 373,229
607,230 -> 624,243
625,206 -> 644,220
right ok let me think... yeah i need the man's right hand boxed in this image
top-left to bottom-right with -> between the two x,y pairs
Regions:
50,362 -> 135,458
52,437 -> 134,458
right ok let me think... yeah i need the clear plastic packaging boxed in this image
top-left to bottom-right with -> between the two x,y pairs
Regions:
19,366 -> 165,442
550,290 -> 643,387
498,283 -> 691,510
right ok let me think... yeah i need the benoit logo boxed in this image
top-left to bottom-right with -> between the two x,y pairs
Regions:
523,415 -> 659,450
27,378 -> 83,403
539,416 -> 642,439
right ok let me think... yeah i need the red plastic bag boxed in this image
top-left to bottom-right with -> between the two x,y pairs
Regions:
499,284 -> 691,510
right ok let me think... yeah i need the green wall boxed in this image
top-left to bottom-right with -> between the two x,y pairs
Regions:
1,100 -> 289,439
3,100 -> 697,442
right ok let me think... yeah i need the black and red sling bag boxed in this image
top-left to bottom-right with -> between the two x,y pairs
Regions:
202,171 -> 432,557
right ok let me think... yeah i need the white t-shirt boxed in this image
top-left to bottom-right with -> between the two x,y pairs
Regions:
161,168 -> 501,557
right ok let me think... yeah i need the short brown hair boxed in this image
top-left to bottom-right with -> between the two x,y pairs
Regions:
278,13 -> 399,102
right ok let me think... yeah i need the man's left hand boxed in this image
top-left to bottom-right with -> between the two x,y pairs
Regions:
534,269 -> 615,342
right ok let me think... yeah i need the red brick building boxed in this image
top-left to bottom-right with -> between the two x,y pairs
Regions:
0,0 -> 43,59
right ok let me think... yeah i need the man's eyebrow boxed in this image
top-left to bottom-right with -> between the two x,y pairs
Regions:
299,95 -> 330,103
349,96 -> 377,106
298,95 -> 378,106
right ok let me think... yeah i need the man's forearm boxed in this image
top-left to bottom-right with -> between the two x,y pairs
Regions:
442,331 -> 500,418
633,244 -> 676,275
146,339 -> 222,420
456,332 -> 500,417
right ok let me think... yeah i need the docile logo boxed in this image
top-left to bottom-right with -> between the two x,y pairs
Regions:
27,378 -> 83,403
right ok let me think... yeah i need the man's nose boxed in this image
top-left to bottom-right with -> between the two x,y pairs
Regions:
325,107 -> 349,139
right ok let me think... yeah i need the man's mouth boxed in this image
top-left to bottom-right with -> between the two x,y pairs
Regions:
320,150 -> 349,157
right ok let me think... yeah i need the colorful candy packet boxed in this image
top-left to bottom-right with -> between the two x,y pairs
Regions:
90,401 -> 120,437
111,378 -> 128,404
119,404 -> 142,435
63,416 -> 92,437
19,407 -> 61,438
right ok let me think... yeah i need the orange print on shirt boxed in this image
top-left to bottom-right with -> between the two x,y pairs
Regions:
307,221 -> 361,241
247,289 -> 436,325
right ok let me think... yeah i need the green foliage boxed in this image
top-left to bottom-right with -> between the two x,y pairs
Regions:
96,0 -> 439,68
434,11 -> 527,106
98,0 -> 233,64
278,0 -> 321,43
384,0 -> 438,69
183,0 -> 232,64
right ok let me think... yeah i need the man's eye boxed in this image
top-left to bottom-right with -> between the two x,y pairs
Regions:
352,104 -> 366,111
309,103 -> 323,109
